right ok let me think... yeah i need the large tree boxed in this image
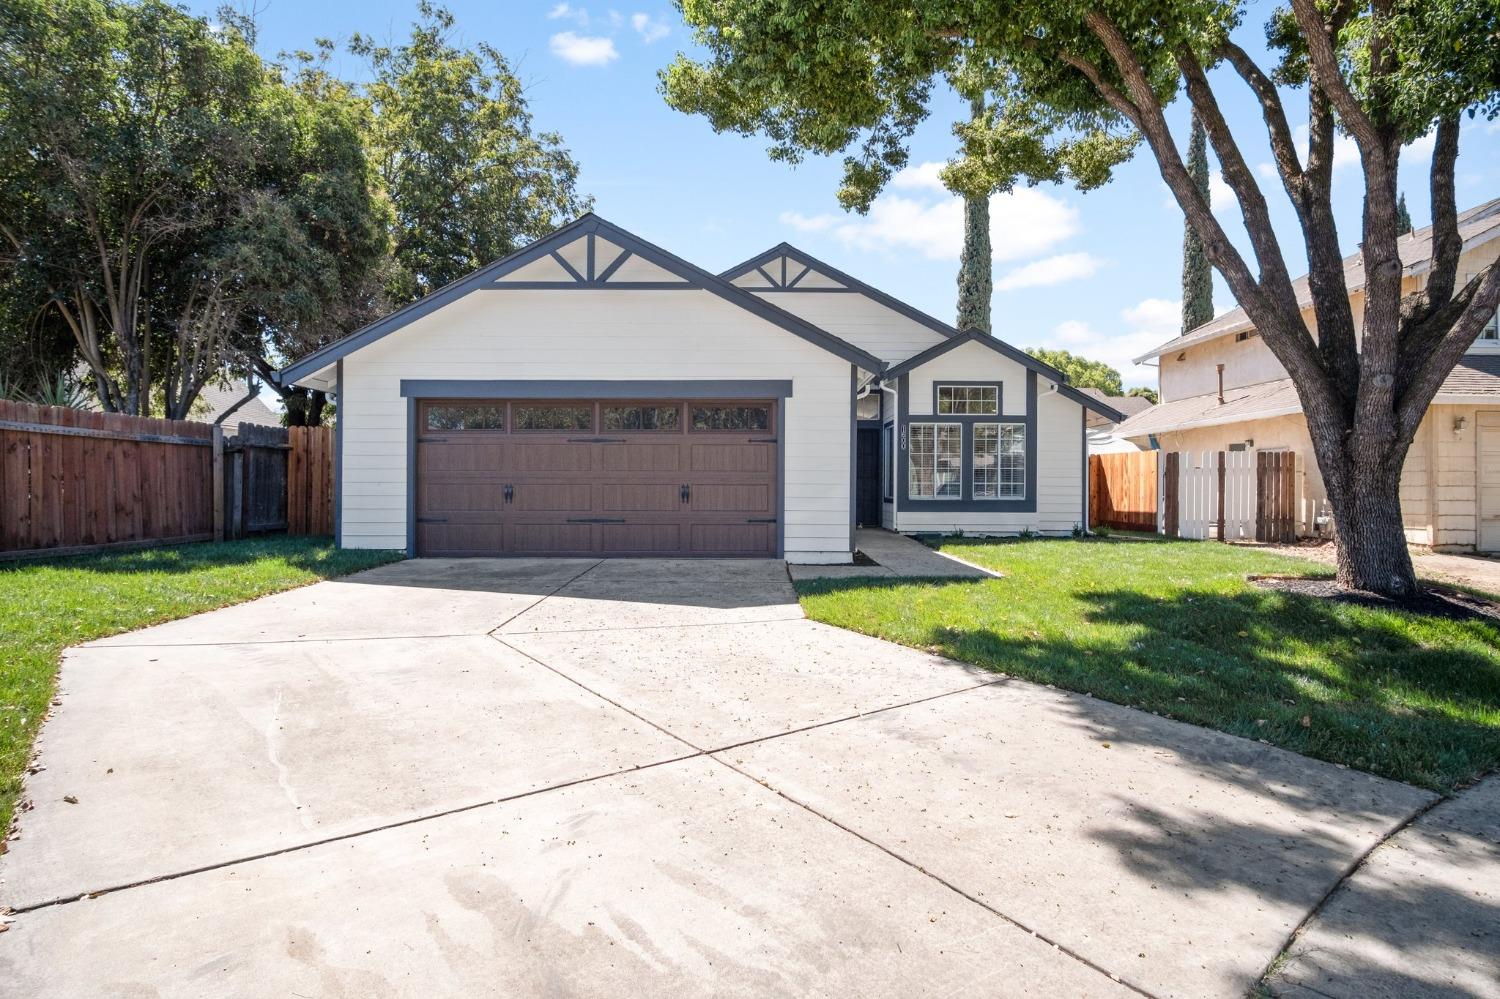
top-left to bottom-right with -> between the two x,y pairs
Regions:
1182,112 -> 1214,333
663,0 -> 1500,596
956,98 -> 993,333
0,0 -> 390,420
1025,348 -> 1126,396
352,3 -> 591,304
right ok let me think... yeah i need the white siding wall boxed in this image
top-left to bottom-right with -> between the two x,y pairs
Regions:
339,289 -> 854,562
755,291 -> 947,365
894,341 -> 1086,535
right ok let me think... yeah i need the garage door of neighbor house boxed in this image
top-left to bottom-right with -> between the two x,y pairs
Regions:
415,398 -> 778,557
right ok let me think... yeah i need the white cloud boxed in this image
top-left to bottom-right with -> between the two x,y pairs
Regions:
1293,123 -> 1359,172
1210,171 -> 1236,215
889,161 -> 948,192
995,252 -> 1104,292
1256,161 -> 1277,180
1034,296 -> 1182,389
783,184 -> 1080,263
549,31 -> 619,66
631,12 -> 669,42
548,2 -> 588,24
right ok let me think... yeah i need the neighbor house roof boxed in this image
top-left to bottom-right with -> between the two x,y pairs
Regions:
1133,197 -> 1500,364
1114,355 -> 1500,439
281,214 -> 885,385
1079,387 -> 1153,425
195,380 -> 280,427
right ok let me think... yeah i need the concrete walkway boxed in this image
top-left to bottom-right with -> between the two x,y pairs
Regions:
0,557 -> 1453,997
1266,773 -> 1500,998
789,527 -> 996,581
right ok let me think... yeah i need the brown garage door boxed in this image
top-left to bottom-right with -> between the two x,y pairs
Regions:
415,398 -> 778,557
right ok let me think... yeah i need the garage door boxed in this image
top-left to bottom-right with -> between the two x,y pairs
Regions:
415,398 -> 778,557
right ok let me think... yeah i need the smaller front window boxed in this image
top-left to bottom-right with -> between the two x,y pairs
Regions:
514,405 -> 592,431
937,384 -> 999,415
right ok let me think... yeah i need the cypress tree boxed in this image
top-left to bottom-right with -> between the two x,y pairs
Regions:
1181,111 -> 1213,334
956,95 -> 992,334
1396,192 -> 1413,235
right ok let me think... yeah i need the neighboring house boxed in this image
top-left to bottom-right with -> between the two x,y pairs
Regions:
1079,387 -> 1152,454
192,379 -> 282,428
1115,197 -> 1500,552
280,214 -> 1121,563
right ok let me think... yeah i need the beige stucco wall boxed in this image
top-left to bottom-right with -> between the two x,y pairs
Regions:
1155,410 -> 1449,547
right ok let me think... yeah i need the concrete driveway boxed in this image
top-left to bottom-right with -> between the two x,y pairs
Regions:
0,558 -> 1441,997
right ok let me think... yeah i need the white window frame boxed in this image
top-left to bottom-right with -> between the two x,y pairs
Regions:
1465,272 -> 1500,351
977,423 -> 1026,500
936,384 -> 1000,415
907,422 -> 962,499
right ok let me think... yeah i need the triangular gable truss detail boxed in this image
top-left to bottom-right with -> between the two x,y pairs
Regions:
727,250 -> 847,291
279,214 -> 884,383
492,230 -> 691,289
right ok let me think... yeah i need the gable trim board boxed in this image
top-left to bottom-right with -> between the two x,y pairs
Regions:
885,328 -> 1126,423
280,215 -> 883,385
290,213 -> 1106,559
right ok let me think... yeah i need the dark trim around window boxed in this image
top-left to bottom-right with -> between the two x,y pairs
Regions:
897,370 -> 1038,512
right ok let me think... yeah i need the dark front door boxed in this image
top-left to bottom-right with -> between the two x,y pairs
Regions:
855,424 -> 881,527
415,398 -> 778,557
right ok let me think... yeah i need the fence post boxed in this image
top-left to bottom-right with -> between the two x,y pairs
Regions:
1163,452 -> 1181,538
1216,451 -> 1226,542
211,424 -> 224,542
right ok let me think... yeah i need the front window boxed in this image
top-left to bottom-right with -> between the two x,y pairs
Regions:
908,423 -> 961,499
991,424 -> 1026,499
937,384 -> 999,415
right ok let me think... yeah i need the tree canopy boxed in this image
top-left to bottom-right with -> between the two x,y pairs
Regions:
664,0 -> 1500,595
1024,348 -> 1125,396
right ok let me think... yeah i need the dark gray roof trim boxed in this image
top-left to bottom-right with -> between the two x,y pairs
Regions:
883,329 -> 1126,422
280,215 -> 883,383
721,243 -> 959,340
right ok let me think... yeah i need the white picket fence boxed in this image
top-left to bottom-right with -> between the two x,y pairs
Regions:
1157,449 -> 1280,540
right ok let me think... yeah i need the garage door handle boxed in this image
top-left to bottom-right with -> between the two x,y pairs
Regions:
680,484 -> 690,503
503,484 -> 514,503
566,517 -> 625,523
567,436 -> 626,443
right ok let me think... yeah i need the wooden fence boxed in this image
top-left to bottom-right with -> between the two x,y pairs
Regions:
287,426 -> 333,535
1,400 -> 335,559
1155,447 -> 1299,543
0,400 -> 217,559
1088,451 -> 1158,531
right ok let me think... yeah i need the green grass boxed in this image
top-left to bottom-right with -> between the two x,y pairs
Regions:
0,537 -> 404,834
797,537 -> 1500,793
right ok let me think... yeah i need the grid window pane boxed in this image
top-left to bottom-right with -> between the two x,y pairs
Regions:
690,405 -> 770,431
937,385 -> 998,415
602,405 -> 680,431
513,405 -> 592,431
908,423 -> 961,498
426,404 -> 504,431
997,424 -> 1025,498
972,424 -> 998,498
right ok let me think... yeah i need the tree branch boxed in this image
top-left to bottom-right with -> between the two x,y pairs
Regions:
1288,0 -> 1379,151
1220,42 -> 1303,195
1397,261 -> 1500,438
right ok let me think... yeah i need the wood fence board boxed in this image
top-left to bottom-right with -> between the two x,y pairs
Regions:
1088,451 -> 1159,531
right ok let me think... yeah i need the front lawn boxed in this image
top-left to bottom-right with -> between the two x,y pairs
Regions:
797,537 -> 1500,793
0,537 -> 404,835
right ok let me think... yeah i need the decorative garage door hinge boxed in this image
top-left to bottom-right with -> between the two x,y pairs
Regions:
417,517 -> 449,524
746,517 -> 777,523
565,517 -> 626,523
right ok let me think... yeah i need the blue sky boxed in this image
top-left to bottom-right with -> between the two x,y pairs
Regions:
211,0 -> 1500,390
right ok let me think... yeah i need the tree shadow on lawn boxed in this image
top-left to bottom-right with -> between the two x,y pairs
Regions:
803,575 -> 1500,793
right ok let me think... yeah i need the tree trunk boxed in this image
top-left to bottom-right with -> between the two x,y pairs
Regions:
283,387 -> 327,427
956,96 -> 993,334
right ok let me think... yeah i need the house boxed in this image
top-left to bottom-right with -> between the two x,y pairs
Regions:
192,379 -> 282,428
1079,387 -> 1152,454
1115,197 -> 1500,552
279,214 -> 1121,562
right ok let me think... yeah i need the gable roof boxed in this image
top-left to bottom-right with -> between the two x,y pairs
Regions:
1133,196 -> 1500,364
280,214 -> 884,384
883,328 -> 1126,421
720,242 -> 961,343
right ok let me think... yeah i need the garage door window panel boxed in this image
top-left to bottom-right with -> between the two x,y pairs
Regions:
514,404 -> 593,432
690,404 -> 770,432
603,404 -> 682,432
424,402 -> 505,431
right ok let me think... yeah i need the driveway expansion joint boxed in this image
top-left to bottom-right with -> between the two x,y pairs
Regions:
486,557 -> 607,636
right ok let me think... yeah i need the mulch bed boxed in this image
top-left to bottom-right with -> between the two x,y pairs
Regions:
1249,574 -> 1500,623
